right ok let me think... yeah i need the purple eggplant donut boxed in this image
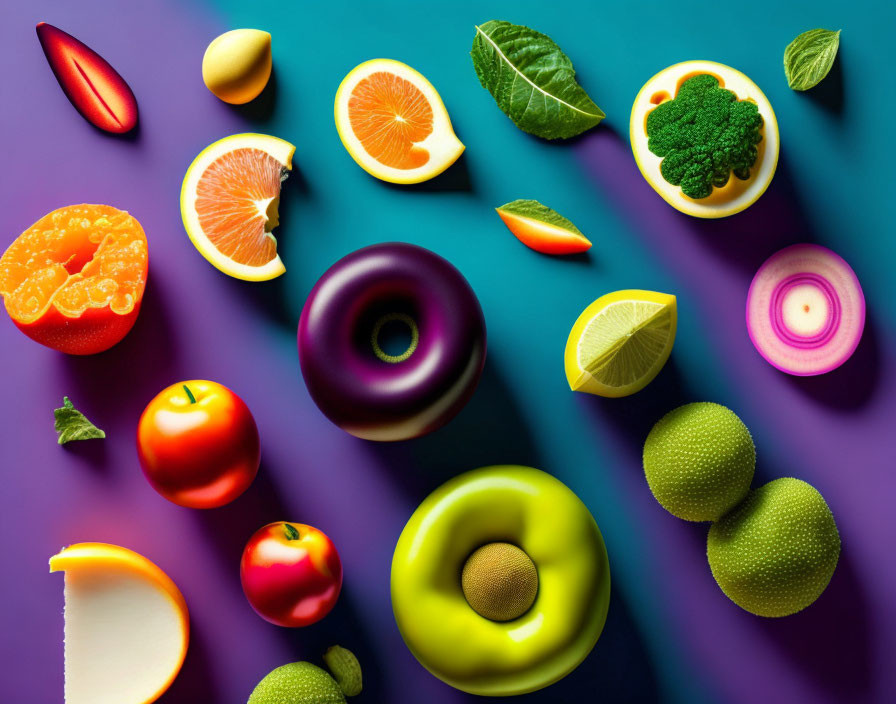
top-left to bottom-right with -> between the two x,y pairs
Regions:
298,243 -> 486,441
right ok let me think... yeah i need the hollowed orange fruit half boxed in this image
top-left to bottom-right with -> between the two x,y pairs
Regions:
0,204 -> 148,354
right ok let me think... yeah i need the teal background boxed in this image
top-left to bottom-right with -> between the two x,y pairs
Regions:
2,1 -> 894,702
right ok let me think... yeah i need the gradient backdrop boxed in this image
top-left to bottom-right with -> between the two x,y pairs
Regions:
1,1 -> 894,702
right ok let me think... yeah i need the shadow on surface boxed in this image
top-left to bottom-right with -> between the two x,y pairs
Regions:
802,52 -> 844,116
581,354 -> 692,449
189,454 -> 386,702
220,161 -> 310,331
230,65 -> 278,124
61,436 -> 110,473
681,150 -> 815,274
519,584 -> 660,703
83,113 -> 142,143
577,125 -> 816,276
381,151 -> 473,193
191,455 -> 295,573
269,590 -> 386,703
59,276 -> 180,417
577,356 -> 713,555
755,548 -> 871,700
160,625 -> 221,703
358,358 -> 659,702
783,310 -> 880,411
361,358 -> 543,499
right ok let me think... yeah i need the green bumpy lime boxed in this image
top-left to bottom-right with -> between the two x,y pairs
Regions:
708,477 -> 840,617
248,662 -> 346,704
643,402 -> 755,522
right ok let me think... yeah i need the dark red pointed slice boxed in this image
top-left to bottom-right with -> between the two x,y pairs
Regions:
36,22 -> 138,134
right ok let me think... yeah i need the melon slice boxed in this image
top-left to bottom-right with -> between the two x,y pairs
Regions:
50,543 -> 189,704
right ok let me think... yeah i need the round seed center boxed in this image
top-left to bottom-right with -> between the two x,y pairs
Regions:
371,313 -> 418,363
461,542 -> 538,622
781,283 -> 829,337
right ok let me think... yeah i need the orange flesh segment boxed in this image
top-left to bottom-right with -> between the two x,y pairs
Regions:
194,147 -> 285,267
0,205 -> 147,324
348,71 -> 433,169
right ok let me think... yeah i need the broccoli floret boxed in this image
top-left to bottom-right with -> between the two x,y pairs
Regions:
646,74 -> 763,200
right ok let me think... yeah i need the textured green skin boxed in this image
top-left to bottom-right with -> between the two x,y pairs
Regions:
471,20 -> 604,140
247,662 -> 346,704
646,74 -> 763,199
643,402 -> 755,522
323,646 -> 362,697
708,478 -> 840,617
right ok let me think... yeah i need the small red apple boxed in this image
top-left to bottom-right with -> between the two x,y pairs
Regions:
240,522 -> 342,627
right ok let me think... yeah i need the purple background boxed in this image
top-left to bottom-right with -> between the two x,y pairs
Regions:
2,1 -> 895,703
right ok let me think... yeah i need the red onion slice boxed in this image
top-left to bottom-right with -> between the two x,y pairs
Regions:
746,244 -> 864,376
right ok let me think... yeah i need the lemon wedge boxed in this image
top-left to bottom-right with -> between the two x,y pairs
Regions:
565,290 -> 677,397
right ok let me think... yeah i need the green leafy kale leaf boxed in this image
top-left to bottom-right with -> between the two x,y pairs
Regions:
54,397 -> 105,445
646,74 -> 763,200
471,20 -> 604,140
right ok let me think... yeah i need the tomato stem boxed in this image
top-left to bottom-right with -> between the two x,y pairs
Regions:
284,523 -> 300,540
183,384 -> 196,404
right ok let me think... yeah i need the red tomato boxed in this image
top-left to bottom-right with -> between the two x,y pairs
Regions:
137,380 -> 260,508
240,522 -> 342,628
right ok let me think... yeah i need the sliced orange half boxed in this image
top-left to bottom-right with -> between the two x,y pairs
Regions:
180,133 -> 294,281
334,59 -> 464,184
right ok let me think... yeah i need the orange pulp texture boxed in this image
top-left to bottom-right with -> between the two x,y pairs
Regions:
194,147 -> 286,266
348,71 -> 433,169
0,204 -> 147,354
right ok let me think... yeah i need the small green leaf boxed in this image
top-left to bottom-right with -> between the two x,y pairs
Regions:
471,20 -> 604,140
283,523 -> 300,540
324,645 -> 362,697
54,397 -> 105,445
497,199 -> 584,236
784,29 -> 841,91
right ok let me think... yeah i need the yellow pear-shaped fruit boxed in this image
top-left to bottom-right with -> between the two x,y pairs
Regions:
202,29 -> 272,104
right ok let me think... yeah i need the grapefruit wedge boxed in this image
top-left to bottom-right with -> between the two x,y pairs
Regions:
181,133 -> 294,281
50,543 -> 189,704
335,59 -> 464,184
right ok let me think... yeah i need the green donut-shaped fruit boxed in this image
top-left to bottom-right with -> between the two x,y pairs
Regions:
391,466 -> 610,696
